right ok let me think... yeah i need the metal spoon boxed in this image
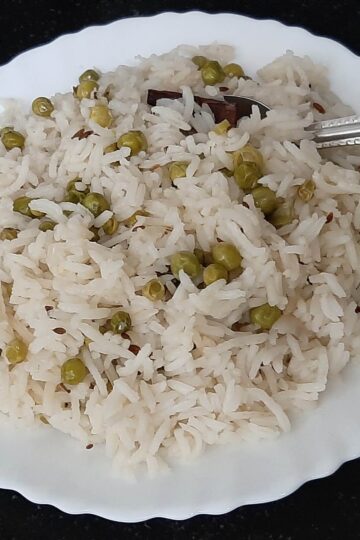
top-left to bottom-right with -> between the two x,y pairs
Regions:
147,90 -> 360,148
224,95 -> 360,149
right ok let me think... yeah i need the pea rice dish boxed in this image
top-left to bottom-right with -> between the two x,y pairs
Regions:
1,43 -> 360,475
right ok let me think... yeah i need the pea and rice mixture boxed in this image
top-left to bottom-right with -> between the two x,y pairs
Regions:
1,44 -> 360,474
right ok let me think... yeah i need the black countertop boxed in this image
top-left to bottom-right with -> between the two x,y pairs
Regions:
1,1 -> 360,538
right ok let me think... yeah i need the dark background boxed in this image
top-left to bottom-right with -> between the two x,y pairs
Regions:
1,1 -> 360,539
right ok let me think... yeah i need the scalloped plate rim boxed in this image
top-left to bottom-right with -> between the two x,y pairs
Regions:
1,11 -> 360,522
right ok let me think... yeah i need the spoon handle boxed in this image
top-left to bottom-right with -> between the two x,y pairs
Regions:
307,115 -> 360,148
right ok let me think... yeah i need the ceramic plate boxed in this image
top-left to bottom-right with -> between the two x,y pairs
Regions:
1,11 -> 360,522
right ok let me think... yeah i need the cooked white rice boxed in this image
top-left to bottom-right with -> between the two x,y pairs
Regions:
1,43 -> 360,475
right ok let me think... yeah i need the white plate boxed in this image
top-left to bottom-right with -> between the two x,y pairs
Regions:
1,11 -> 360,522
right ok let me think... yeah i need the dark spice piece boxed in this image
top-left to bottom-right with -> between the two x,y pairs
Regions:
326,212 -> 334,223
355,306 -> 360,314
231,321 -> 244,332
313,102 -> 326,114
71,128 -> 94,140
129,344 -> 141,355
179,127 -> 198,136
58,383 -> 70,394
53,327 -> 66,335
283,354 -> 291,366
121,332 -> 130,340
156,265 -> 171,277
104,85 -> 113,100
45,305 -> 53,312
86,443 -> 94,450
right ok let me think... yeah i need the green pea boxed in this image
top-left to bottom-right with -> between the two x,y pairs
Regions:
0,127 -> 13,137
249,303 -> 282,330
142,279 -> 165,301
66,178 -> 81,192
76,80 -> 99,99
102,217 -> 119,235
268,201 -> 294,228
61,357 -> 87,385
168,161 -> 188,181
65,178 -> 89,204
170,251 -> 201,279
90,226 -> 100,242
122,210 -> 149,227
220,168 -> 234,178
13,196 -> 44,218
251,186 -> 278,215
89,105 -> 112,128
192,55 -> 208,69
104,142 -> 118,154
65,190 -> 86,204
297,179 -> 316,202
79,69 -> 100,82
6,338 -> 28,364
32,97 -> 54,117
39,220 -> 56,232
194,248 -> 205,265
13,196 -> 32,217
99,320 -> 111,334
0,228 -> 18,240
203,263 -> 228,286
103,142 -> 120,166
117,130 -> 147,157
233,144 -> 264,172
234,162 -> 262,191
201,60 -> 225,85
82,192 -> 110,217
213,119 -> 231,135
211,242 -> 242,271
1,130 -> 25,150
223,63 -> 245,78
110,310 -> 132,334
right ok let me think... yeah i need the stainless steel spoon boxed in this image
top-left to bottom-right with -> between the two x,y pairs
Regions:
226,96 -> 360,149
147,90 -> 360,148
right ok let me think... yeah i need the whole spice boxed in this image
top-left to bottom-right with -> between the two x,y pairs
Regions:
129,344 -> 141,355
71,128 -> 94,140
53,327 -> 66,335
313,102 -> 326,114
